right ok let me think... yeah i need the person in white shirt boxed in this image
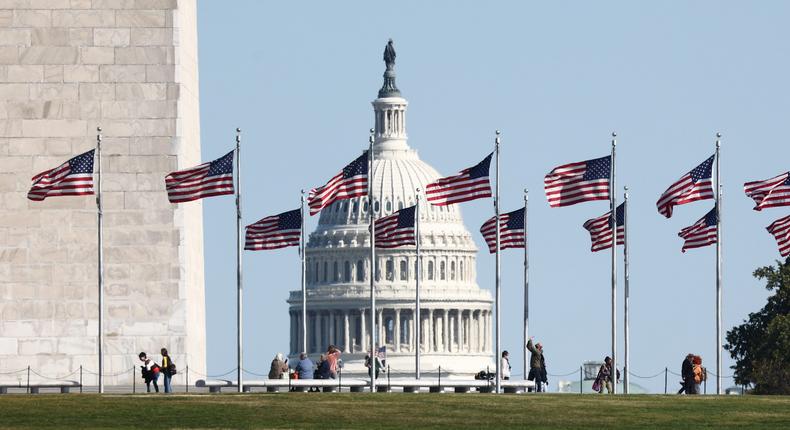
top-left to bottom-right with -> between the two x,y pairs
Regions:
501,350 -> 511,380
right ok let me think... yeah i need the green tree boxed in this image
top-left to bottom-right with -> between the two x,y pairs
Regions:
724,257 -> 790,394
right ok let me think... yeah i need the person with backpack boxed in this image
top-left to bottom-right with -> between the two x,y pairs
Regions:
160,348 -> 176,393
138,352 -> 161,393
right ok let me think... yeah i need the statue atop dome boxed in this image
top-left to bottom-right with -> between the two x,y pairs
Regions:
383,38 -> 396,70
378,39 -> 401,98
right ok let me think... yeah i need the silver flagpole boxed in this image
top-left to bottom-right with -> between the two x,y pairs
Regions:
301,190 -> 307,355
715,132 -> 722,395
235,128 -> 243,393
523,189 -> 529,382
623,186 -> 630,394
610,132 -> 617,394
369,129 -> 377,393
96,126 -> 104,394
494,130 -> 501,394
415,188 -> 421,379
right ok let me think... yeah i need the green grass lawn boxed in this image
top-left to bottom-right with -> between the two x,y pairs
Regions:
0,393 -> 788,429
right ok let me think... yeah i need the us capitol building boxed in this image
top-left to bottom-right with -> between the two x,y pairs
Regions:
287,41 -> 494,376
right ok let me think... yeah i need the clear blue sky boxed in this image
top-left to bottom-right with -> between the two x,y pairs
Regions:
196,1 -> 789,392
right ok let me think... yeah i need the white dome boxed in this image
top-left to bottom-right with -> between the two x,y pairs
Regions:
288,50 -> 493,376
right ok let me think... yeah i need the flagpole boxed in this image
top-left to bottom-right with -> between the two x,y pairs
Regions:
494,130 -> 501,394
96,126 -> 104,394
523,188 -> 529,382
610,132 -> 617,394
369,129 -> 377,393
301,190 -> 307,355
415,188 -> 421,380
715,132 -> 722,395
623,186 -> 629,394
235,127 -> 243,393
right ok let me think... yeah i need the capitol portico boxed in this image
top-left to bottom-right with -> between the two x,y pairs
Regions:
287,41 -> 494,376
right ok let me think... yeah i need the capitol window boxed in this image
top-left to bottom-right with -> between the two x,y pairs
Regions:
344,261 -> 351,282
356,260 -> 364,282
363,199 -> 368,212
450,261 -> 456,280
374,200 -> 380,214
400,260 -> 408,280
334,261 -> 340,281
386,200 -> 391,212
386,258 -> 394,281
427,260 -> 434,280
459,260 -> 464,281
323,262 -> 328,283
440,261 -> 446,280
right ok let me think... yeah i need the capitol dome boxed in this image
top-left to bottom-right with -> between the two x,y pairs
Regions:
287,42 -> 493,376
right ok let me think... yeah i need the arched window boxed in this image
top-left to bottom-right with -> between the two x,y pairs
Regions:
333,261 -> 340,281
386,258 -> 394,281
385,317 -> 394,343
459,260 -> 464,281
428,260 -> 434,280
375,262 -> 381,281
314,262 -> 319,283
415,260 -> 419,280
450,261 -> 456,281
356,260 -> 364,282
440,261 -> 446,280
385,200 -> 392,212
363,198 -> 369,213
344,261 -> 351,282
400,260 -> 408,281
352,200 -> 358,213
323,262 -> 328,282
374,200 -> 380,214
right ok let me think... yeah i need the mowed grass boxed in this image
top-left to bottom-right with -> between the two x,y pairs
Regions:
0,393 -> 789,429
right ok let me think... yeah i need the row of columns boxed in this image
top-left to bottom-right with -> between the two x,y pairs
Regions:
375,106 -> 406,138
289,308 -> 492,356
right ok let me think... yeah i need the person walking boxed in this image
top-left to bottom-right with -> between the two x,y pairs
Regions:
365,351 -> 385,379
692,355 -> 705,395
680,353 -> 695,395
526,337 -> 544,392
501,351 -> 511,380
138,352 -> 161,393
595,356 -> 620,394
268,353 -> 288,379
160,348 -> 175,394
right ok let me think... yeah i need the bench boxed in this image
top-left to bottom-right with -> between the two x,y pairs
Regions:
194,377 -> 534,394
0,381 -> 80,394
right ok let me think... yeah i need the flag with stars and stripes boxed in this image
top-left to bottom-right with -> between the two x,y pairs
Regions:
165,150 -> 235,203
308,152 -> 368,215
678,207 -> 718,252
656,155 -> 714,218
544,155 -> 611,207
766,214 -> 790,257
425,153 -> 492,206
480,208 -> 526,253
744,171 -> 790,211
28,149 -> 95,201
583,203 -> 625,252
245,209 -> 302,251
374,205 -> 416,248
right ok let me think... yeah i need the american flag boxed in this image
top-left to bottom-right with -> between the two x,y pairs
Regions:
308,152 -> 368,215
544,155 -> 611,207
582,203 -> 625,252
479,208 -> 526,253
678,207 -> 718,252
374,205 -> 416,248
744,172 -> 790,211
425,153 -> 492,206
28,150 -> 95,201
245,209 -> 302,251
165,151 -> 235,203
656,155 -> 714,218
766,215 -> 790,257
